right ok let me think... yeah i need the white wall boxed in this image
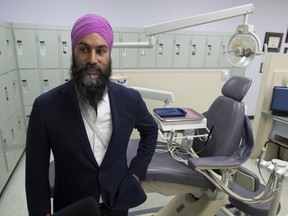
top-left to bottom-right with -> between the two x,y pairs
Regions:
1,0 -> 288,115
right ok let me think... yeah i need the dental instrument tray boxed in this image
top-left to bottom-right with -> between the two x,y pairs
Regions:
153,108 -> 187,117
153,108 -> 204,122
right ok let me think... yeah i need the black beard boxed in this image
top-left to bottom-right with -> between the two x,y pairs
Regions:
70,57 -> 112,107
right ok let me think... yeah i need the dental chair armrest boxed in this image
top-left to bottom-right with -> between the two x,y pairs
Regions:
187,156 -> 242,170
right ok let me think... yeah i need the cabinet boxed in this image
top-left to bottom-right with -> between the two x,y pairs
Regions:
0,21 -> 26,194
268,116 -> 288,149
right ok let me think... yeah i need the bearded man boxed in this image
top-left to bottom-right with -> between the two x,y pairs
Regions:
25,14 -> 158,216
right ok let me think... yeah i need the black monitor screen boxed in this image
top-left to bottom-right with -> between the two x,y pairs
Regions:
270,86 -> 288,116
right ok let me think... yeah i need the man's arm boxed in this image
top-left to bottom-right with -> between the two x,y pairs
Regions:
26,99 -> 51,216
129,93 -> 158,180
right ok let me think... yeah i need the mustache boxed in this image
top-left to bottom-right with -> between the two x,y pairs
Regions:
81,63 -> 103,72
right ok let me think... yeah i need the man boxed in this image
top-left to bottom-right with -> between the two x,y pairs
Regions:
25,14 -> 158,216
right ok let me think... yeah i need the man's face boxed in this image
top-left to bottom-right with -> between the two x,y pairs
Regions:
71,33 -> 112,105
73,33 -> 110,75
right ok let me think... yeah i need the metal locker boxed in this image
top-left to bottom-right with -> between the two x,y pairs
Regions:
62,68 -> 71,83
139,33 -> 156,69
1,72 -> 16,119
41,69 -> 61,93
19,69 -> 41,106
204,36 -> 222,68
111,32 -> 120,69
10,70 -> 22,111
13,27 -> 38,69
189,35 -> 206,68
59,29 -> 72,69
37,29 -> 60,69
219,36 -> 232,68
0,25 -> 9,74
173,34 -> 191,69
0,121 -> 17,173
6,27 -> 17,72
156,34 -> 174,68
0,134 -> 9,193
121,32 -> 139,69
24,105 -> 32,126
10,111 -> 25,162
0,74 -> 8,126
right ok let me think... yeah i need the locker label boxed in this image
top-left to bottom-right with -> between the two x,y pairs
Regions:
176,44 -> 180,56
207,45 -> 212,56
40,41 -> 46,56
43,79 -> 49,92
158,43 -> 163,56
62,41 -> 68,55
16,40 -> 23,56
22,80 -> 28,93
192,44 -> 196,56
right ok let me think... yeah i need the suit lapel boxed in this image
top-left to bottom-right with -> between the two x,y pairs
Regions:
56,81 -> 98,167
102,83 -> 125,164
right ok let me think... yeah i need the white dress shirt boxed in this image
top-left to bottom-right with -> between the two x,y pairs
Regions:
81,92 -> 112,166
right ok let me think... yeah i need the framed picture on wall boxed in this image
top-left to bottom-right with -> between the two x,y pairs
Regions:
263,32 -> 283,52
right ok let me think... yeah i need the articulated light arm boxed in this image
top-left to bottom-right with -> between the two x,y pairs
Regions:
114,4 -> 254,48
144,4 -> 253,36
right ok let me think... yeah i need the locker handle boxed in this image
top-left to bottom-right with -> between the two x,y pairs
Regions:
3,139 -> 8,156
4,87 -> 9,101
11,129 -> 16,144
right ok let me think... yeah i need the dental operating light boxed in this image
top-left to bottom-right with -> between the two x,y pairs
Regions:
113,4 -> 264,68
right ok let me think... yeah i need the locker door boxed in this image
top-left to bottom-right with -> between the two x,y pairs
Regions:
10,112 -> 26,162
121,32 -> 138,69
0,135 -> 9,193
111,32 -> 120,69
173,34 -> 191,69
0,26 -> 9,74
0,122 -> 16,173
189,35 -> 206,68
59,30 -> 72,69
0,74 -> 8,126
139,33 -> 156,69
6,27 -> 17,71
24,105 -> 32,126
19,69 -> 41,106
14,28 -> 38,69
62,68 -> 70,83
219,36 -> 232,68
2,72 -> 16,119
38,29 -> 60,69
41,69 -> 61,92
156,34 -> 174,68
10,70 -> 22,111
205,36 -> 222,68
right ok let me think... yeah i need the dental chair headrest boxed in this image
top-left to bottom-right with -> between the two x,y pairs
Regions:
222,76 -> 252,102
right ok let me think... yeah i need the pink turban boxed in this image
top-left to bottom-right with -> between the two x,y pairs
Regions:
71,14 -> 114,53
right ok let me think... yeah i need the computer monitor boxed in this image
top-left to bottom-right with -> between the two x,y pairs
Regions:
270,86 -> 288,117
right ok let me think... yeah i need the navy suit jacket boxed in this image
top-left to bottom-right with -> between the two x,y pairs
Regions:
25,80 -> 158,216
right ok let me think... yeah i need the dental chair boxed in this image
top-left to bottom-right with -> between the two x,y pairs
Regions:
127,76 -> 254,216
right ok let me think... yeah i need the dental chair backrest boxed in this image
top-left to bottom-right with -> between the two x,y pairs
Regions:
193,76 -> 253,159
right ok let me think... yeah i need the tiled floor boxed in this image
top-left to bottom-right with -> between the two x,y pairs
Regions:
1,153 -> 288,216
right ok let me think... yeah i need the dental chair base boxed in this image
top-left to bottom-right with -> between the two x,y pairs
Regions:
154,193 -> 228,216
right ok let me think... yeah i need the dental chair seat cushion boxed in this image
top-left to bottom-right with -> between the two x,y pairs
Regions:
127,140 -> 215,189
